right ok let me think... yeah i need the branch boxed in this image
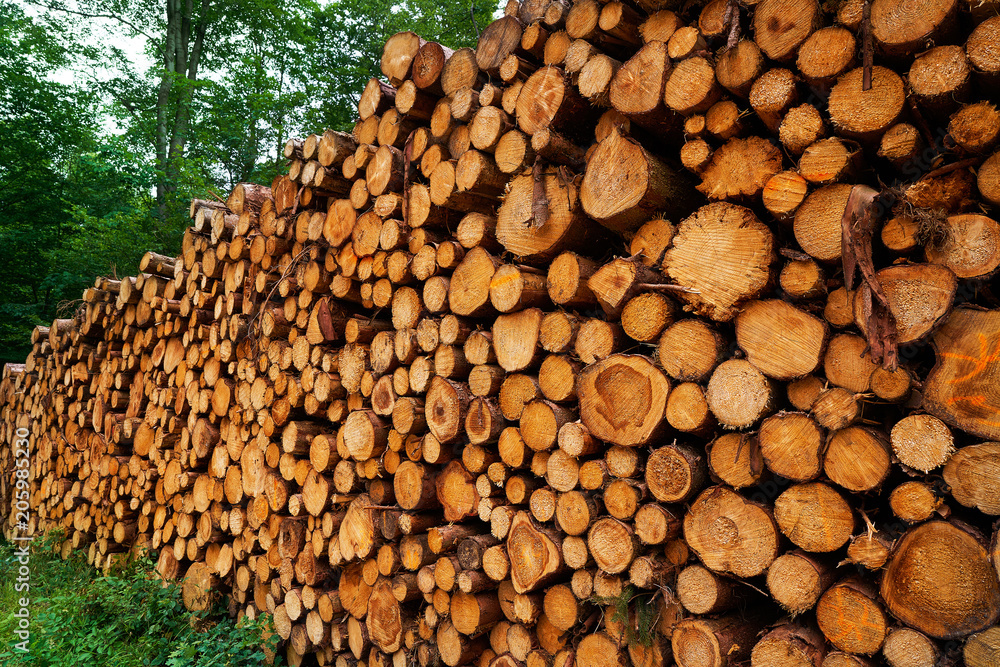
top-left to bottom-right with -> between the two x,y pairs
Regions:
724,0 -> 740,50
104,90 -> 144,122
470,0 -> 481,39
26,1 -> 163,54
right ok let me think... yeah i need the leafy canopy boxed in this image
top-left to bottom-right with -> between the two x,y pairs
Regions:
0,0 -> 500,363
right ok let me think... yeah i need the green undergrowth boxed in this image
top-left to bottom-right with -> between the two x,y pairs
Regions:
0,532 -> 281,666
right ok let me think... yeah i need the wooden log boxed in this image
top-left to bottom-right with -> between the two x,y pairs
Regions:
697,137 -> 783,202
752,0 -> 821,62
412,41 -> 453,94
923,307 -> 1000,440
587,517 -> 638,574
767,551 -> 835,615
664,203 -> 774,322
817,577 -> 889,655
496,166 -> 605,263
881,521 -> 1000,639
828,67 -> 906,143
942,442 -> 1000,514
775,482 -> 855,553
581,128 -> 695,234
736,299 -> 827,380
507,511 -> 564,593
965,627 -> 1000,667
435,460 -> 480,523
441,47 -> 483,98
516,66 -> 595,138
751,622 -> 826,667
673,615 -> 761,667
759,412 -> 824,481
577,354 -> 670,447
684,486 -> 779,578
609,41 -> 674,135
381,32 -> 424,86
824,426 -> 892,492
477,16 -> 525,76
493,308 -> 543,373
707,433 -> 764,491
871,0 -> 957,58
449,247 -> 500,317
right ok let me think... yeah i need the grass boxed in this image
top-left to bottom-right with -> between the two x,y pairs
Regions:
0,532 -> 281,666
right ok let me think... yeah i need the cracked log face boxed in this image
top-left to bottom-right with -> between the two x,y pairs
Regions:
924,308 -> 1000,440
507,511 -> 563,593
684,486 -> 780,578
880,520 -> 1000,639
577,353 -> 670,447
380,31 -> 423,86
367,579 -> 404,652
581,128 -> 695,233
664,202 -> 775,322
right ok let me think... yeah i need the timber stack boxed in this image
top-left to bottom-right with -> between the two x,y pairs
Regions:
4,0 -> 1000,665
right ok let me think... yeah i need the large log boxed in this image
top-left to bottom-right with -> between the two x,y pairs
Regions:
880,521 -> 1000,639
923,308 -> 1000,440
581,128 -> 695,234
577,354 -> 670,447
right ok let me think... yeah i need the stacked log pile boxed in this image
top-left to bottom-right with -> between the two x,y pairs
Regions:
4,0 -> 1000,665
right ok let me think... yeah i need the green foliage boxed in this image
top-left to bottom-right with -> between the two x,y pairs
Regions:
58,138 -> 173,277
0,1 -> 113,363
589,585 -> 661,647
0,534 -> 281,666
0,0 -> 502,362
92,0 -> 323,192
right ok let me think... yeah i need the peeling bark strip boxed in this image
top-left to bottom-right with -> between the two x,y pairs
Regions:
840,184 -> 897,369
530,157 -> 549,229
724,0 -> 740,49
